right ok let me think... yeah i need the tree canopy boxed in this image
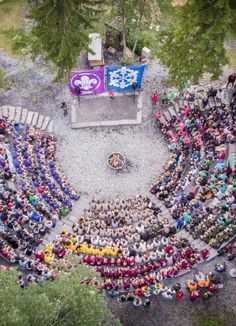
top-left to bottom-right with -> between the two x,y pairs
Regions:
0,258 -> 119,326
29,0 -> 105,80
16,0 -> 236,84
156,0 -> 233,86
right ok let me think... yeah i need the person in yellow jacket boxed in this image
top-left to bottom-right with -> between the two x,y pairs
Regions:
43,250 -> 54,264
45,243 -> 54,252
67,238 -> 78,251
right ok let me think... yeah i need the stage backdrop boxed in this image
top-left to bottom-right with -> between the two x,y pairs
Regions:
106,65 -> 145,92
69,67 -> 105,96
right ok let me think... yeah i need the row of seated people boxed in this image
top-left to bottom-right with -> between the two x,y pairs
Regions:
173,154 -> 236,248
152,88 -> 235,196
0,119 -> 80,283
65,196 -> 177,247
150,87 -> 236,248
11,123 -> 79,215
37,225 -> 211,293
114,269 -> 223,306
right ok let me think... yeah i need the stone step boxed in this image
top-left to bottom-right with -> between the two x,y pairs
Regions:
2,105 -> 9,118
25,110 -> 34,125
178,100 -> 184,108
8,106 -> 15,121
37,244 -> 44,251
51,224 -> 64,233
206,248 -> 218,261
14,106 -> 22,123
20,108 -> 28,124
228,143 -> 236,166
176,228 -> 189,238
36,115 -> 44,129
174,102 -> 180,114
191,239 -> 202,248
31,111 -> 39,127
71,203 -> 82,214
163,111 -> 171,122
168,105 -> 176,117
71,105 -> 77,124
47,120 -> 53,133
68,215 -> 78,223
41,116 -> 50,130
63,219 -> 74,227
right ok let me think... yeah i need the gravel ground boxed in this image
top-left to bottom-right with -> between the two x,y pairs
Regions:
54,118 -> 169,198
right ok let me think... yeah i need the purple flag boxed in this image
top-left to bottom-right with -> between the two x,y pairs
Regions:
69,68 -> 105,96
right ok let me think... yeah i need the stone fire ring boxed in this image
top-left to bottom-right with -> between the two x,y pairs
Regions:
107,152 -> 126,170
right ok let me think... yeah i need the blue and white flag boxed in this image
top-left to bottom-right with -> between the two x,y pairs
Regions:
106,65 -> 145,92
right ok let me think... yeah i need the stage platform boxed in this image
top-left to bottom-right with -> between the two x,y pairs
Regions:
70,92 -> 142,129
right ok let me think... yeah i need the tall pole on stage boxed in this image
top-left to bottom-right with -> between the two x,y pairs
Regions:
75,87 -> 81,108
132,81 -> 138,105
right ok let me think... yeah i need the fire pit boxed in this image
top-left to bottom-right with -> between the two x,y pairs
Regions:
107,152 -> 125,170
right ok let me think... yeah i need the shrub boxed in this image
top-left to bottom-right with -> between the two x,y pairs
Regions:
127,30 -> 156,56
2,28 -> 31,55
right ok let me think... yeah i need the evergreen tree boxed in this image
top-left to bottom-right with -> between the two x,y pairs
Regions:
30,0 -> 104,80
156,0 -> 232,86
111,0 -> 159,55
131,0 -> 160,55
0,258 -> 119,326
111,0 -> 133,52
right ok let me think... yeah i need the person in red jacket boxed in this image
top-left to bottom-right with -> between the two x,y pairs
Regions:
151,93 -> 159,107
176,289 -> 186,301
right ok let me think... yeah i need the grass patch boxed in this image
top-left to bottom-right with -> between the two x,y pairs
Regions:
196,316 -> 224,326
227,49 -> 236,70
0,69 -> 11,90
0,0 -> 27,55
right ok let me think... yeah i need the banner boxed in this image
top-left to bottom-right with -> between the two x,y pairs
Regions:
69,67 -> 105,96
106,65 -> 145,92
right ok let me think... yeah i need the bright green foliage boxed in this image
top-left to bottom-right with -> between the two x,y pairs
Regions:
30,0 -> 105,80
111,0 -> 159,54
0,259 -> 120,326
0,69 -> 11,89
128,30 -> 156,56
197,316 -> 224,326
156,0 -> 232,86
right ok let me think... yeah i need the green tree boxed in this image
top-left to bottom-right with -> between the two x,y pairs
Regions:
0,258 -> 119,326
29,0 -> 104,80
156,0 -> 232,86
110,0 -> 133,52
131,0 -> 160,55
111,0 -> 159,55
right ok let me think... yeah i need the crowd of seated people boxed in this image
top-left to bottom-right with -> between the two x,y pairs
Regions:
150,85 -> 236,248
37,195 -> 213,296
0,84 -> 235,301
0,118 -> 80,285
83,267 -> 223,306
